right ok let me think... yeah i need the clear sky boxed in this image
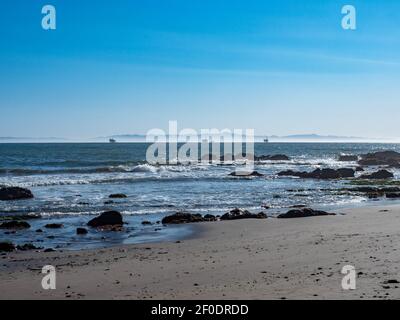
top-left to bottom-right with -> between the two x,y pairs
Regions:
1,0 -> 400,139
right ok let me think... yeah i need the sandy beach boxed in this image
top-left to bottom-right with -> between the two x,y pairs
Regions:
2,203 -> 400,300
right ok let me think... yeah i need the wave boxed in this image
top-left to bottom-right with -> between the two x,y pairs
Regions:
0,174 -> 229,188
130,164 -> 159,173
0,162 -> 215,176
0,164 -> 160,176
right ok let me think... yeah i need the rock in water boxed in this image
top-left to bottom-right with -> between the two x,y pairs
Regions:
220,208 -> 267,220
358,150 -> 400,166
0,242 -> 15,252
359,170 -> 394,180
255,154 -> 290,161
338,155 -> 358,161
0,187 -> 34,201
76,227 -> 88,235
109,194 -> 127,199
87,211 -> 123,228
277,208 -> 335,219
44,223 -> 63,229
278,168 -> 355,179
162,212 -> 205,224
0,220 -> 31,230
385,193 -> 400,199
336,168 -> 356,178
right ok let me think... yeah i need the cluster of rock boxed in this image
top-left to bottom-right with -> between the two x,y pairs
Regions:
359,169 -> 393,180
278,168 -> 355,179
338,150 -> 400,167
159,208 -> 334,223
220,208 -> 267,220
161,212 -> 217,224
346,186 -> 400,199
358,151 -> 400,167
278,167 -> 395,181
161,208 -> 267,224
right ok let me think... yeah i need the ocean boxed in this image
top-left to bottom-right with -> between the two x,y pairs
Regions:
1,142 -> 400,250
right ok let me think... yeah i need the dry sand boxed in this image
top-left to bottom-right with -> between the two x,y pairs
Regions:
1,203 -> 400,300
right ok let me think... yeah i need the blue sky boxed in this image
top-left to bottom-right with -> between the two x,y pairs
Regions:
1,0 -> 400,139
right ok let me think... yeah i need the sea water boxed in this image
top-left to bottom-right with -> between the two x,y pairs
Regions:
1,143 -> 399,250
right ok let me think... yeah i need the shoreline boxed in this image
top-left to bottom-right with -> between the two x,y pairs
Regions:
2,202 -> 400,299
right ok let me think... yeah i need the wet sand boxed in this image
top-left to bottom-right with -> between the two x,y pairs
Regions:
1,203 -> 400,300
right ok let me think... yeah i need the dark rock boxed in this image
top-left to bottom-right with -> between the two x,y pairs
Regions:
109,194 -> 127,199
347,186 -> 400,193
338,155 -> 358,161
358,150 -> 400,166
0,214 -> 41,221
16,243 -> 41,251
0,187 -> 34,201
0,220 -> 31,230
277,208 -> 335,219
278,168 -> 355,179
44,248 -> 56,252
355,167 -> 364,172
0,242 -> 15,252
268,154 -> 290,161
256,154 -> 290,161
141,221 -> 152,225
36,229 -> 43,233
384,279 -> 400,284
367,192 -> 383,199
87,211 -> 123,228
220,208 -> 267,220
76,227 -> 88,235
162,212 -> 205,224
277,170 -> 305,177
385,193 -> 400,199
104,200 -> 114,205
313,168 -> 341,179
203,214 -> 217,221
359,170 -> 394,180
337,168 -> 356,178
229,171 -> 263,177
44,223 -> 63,229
